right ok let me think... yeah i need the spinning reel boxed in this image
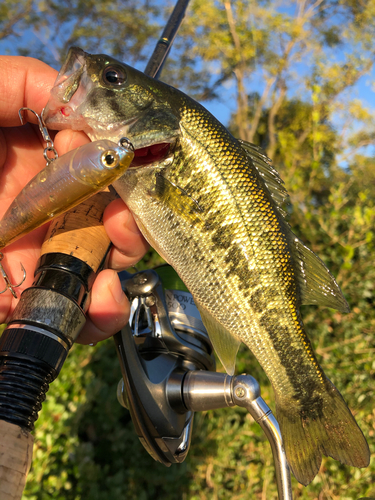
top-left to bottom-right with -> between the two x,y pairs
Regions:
114,265 -> 293,500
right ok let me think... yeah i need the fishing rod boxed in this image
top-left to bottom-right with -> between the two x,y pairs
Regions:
0,0 -> 293,497
0,2 -> 190,498
144,0 -> 190,78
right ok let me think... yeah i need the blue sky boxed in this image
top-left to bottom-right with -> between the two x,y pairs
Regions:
0,24 -> 234,125
1,3 -> 375,147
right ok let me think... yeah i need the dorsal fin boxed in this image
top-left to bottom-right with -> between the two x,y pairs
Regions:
239,140 -> 349,312
239,139 -> 289,217
289,233 -> 350,312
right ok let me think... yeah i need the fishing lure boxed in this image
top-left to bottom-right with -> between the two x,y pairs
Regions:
0,138 -> 134,252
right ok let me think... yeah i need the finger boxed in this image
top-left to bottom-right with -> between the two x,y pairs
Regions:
103,198 -> 149,270
54,129 -> 91,155
0,125 -> 49,208
0,128 -> 90,203
0,224 -> 50,323
75,269 -> 129,344
0,57 -> 57,127
0,284 -> 12,325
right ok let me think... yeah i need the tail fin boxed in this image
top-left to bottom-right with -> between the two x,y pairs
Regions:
276,379 -> 370,486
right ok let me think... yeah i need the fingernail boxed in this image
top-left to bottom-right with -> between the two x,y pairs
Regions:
110,272 -> 126,304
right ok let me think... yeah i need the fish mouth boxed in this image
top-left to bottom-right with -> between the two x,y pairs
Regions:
131,142 -> 173,168
44,102 -> 175,168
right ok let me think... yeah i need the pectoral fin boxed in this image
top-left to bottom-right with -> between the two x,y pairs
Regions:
196,304 -> 241,375
152,173 -> 204,225
290,235 -> 350,312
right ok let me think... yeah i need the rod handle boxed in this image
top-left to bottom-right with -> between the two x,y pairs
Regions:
40,189 -> 116,272
0,420 -> 33,500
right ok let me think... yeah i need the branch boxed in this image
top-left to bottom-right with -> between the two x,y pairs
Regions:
31,29 -> 61,63
337,137 -> 375,164
224,0 -> 250,141
0,0 -> 33,41
267,82 -> 287,159
247,76 -> 275,143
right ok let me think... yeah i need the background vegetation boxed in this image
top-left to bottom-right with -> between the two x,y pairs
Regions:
1,0 -> 375,498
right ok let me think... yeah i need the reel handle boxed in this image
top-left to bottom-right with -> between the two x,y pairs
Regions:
117,268 -> 293,500
180,372 -> 293,500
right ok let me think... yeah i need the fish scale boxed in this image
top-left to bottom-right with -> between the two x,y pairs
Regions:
44,47 -> 370,486
120,99 -> 329,401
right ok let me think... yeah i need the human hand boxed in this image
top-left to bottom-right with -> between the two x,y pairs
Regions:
0,56 -> 149,344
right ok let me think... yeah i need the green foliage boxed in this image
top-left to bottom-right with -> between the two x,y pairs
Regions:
0,0 -> 374,498
22,326 -> 375,499
0,0 -> 34,42
0,0 -> 160,66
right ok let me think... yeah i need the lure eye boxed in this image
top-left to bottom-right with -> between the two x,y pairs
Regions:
103,66 -> 127,86
101,150 -> 120,168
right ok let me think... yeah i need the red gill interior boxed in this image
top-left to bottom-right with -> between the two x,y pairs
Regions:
131,143 -> 170,167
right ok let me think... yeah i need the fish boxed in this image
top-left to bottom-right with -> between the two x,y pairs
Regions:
0,139 -> 134,250
44,47 -> 370,486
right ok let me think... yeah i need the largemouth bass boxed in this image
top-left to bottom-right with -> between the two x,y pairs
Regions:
0,139 -> 133,250
44,47 -> 370,486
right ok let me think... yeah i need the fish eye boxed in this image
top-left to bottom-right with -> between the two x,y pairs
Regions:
101,150 -> 120,168
103,66 -> 127,86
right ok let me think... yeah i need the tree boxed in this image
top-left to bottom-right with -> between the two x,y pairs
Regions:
174,0 -> 375,157
1,1 -> 375,498
0,0 -> 161,66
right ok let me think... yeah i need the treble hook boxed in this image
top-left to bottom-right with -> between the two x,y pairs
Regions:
18,107 -> 58,164
0,253 -> 26,299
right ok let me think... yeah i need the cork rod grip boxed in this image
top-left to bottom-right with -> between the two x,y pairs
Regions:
41,189 -> 116,271
0,0 -> 188,493
0,421 -> 34,500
